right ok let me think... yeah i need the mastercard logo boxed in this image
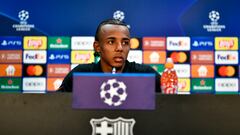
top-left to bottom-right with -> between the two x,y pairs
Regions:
169,51 -> 188,63
218,66 -> 236,77
26,65 -> 43,76
130,38 -> 140,49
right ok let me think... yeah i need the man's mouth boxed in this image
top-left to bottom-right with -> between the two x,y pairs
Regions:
113,56 -> 124,62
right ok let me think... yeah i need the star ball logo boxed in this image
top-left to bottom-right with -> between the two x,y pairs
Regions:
100,79 -> 127,106
113,10 -> 131,29
203,10 -> 226,32
12,10 -> 35,31
90,117 -> 135,135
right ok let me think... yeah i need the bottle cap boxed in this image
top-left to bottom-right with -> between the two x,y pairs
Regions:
166,58 -> 173,63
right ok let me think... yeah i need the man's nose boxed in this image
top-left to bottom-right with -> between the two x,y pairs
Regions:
115,42 -> 123,51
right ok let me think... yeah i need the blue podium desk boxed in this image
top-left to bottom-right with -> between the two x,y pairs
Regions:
0,93 -> 239,135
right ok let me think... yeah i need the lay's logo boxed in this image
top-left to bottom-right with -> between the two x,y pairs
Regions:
24,36 -> 47,49
215,51 -> 238,64
71,51 -> 94,64
215,37 -> 238,50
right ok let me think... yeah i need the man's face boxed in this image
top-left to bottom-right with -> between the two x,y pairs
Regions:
95,24 -> 130,71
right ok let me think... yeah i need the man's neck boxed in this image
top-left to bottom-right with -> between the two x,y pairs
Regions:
100,61 -> 125,73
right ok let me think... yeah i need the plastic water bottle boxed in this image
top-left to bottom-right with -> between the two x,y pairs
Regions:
161,58 -> 178,94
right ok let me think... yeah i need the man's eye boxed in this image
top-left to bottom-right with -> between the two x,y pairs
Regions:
108,41 -> 114,45
122,41 -> 129,45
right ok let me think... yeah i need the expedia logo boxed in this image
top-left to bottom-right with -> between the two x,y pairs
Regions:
215,51 -> 238,64
215,37 -> 238,50
23,51 -> 47,64
167,37 -> 190,50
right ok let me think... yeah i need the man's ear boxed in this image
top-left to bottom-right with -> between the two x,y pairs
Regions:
93,41 -> 101,53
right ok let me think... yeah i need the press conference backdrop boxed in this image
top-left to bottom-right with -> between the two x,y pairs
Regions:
0,0 -> 239,94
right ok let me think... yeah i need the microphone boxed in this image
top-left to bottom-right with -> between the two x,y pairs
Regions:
112,67 -> 116,74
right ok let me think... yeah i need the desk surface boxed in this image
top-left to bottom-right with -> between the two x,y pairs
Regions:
0,93 -> 240,135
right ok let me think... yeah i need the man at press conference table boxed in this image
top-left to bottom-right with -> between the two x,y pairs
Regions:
58,19 -> 161,92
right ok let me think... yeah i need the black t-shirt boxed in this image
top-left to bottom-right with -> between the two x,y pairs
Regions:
59,60 -> 161,93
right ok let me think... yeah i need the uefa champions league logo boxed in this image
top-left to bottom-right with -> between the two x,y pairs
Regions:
18,10 -> 29,23
12,10 -> 35,31
209,10 -> 220,22
100,79 -> 128,107
203,10 -> 225,32
113,10 -> 125,21
113,10 -> 131,29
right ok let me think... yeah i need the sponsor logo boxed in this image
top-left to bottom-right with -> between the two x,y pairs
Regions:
100,79 -> 127,106
150,64 -> 164,75
216,65 -> 238,77
191,37 -> 214,50
143,51 -> 166,64
23,64 -> 46,77
215,51 -> 238,64
191,78 -> 214,93
130,38 -> 141,49
215,37 -> 238,50
47,50 -> 70,63
48,37 -> 70,49
203,10 -> 226,32
127,50 -> 142,64
143,37 -> 165,50
47,64 -> 70,77
23,50 -> 47,64
177,78 -> 190,94
71,51 -> 94,64
0,64 -> 22,77
71,36 -> 94,50
167,37 -> 190,50
24,36 -> 47,49
191,51 -> 214,64
0,50 -> 22,63
174,64 -> 190,78
0,78 -> 22,91
47,78 -> 63,91
113,10 -> 130,28
22,77 -> 46,93
215,78 -> 239,93
90,117 -> 135,135
0,37 -> 22,49
191,65 -> 214,78
12,10 -> 35,31
167,51 -> 189,63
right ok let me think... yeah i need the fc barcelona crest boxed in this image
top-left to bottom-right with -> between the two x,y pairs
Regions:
90,117 -> 135,135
